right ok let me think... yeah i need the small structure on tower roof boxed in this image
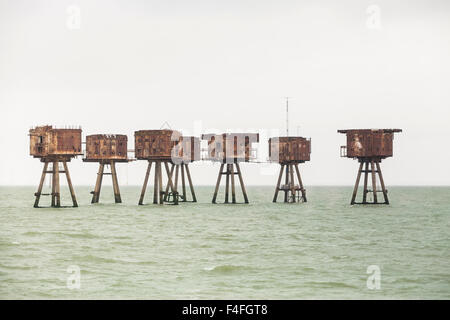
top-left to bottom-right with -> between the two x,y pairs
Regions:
338,128 -> 402,205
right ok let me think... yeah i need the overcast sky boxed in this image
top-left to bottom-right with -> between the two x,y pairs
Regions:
0,0 -> 449,186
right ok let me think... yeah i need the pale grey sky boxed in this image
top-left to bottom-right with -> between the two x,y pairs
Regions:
0,0 -> 449,186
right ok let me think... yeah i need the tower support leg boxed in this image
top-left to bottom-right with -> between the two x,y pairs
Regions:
235,163 -> 249,204
63,161 -> 78,207
139,160 -> 176,205
55,161 -> 61,207
184,163 -> 197,202
163,162 -> 175,202
224,164 -> 230,203
34,160 -> 49,208
173,163 -> 180,205
51,161 -> 61,208
375,161 -> 389,204
376,161 -> 389,204
51,161 -> 56,207
212,164 -> 224,204
139,161 -> 152,205
362,161 -> 369,204
172,164 -> 179,205
289,164 -> 296,203
284,165 -> 289,203
274,163 -> 307,204
180,163 -> 187,202
294,164 -> 307,202
56,161 -> 61,207
273,164 -> 284,203
158,161 -> 164,204
110,160 -> 121,203
231,163 -> 236,204
212,162 -> 249,204
351,161 -> 364,205
33,158 -> 78,208
371,160 -> 378,204
350,159 -> 390,205
153,161 -> 160,204
92,163 -> 105,204
153,161 -> 159,204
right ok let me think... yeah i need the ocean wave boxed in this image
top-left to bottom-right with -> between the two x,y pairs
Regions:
203,265 -> 249,274
0,263 -> 34,271
22,231 -> 99,239
214,249 -> 241,255
70,254 -> 156,266
62,232 -> 99,239
304,281 -> 359,289
22,231 -> 41,236
71,254 -> 119,264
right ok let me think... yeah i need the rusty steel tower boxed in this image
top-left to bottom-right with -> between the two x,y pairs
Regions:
83,134 -> 129,204
202,133 -> 259,204
163,136 -> 200,204
338,128 -> 402,205
269,136 -> 311,203
29,126 -> 82,208
135,129 -> 182,205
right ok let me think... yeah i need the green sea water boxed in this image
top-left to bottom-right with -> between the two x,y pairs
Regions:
0,186 -> 449,299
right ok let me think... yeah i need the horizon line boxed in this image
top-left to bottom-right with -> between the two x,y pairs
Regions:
1,184 -> 449,187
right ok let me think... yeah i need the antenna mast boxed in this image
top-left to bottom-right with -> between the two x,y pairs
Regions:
285,97 -> 290,136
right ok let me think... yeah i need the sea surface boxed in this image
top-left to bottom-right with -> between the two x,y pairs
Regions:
0,186 -> 449,299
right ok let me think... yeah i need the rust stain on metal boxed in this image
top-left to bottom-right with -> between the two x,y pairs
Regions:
337,129 -> 402,159
268,136 -> 311,163
84,134 -> 128,162
201,133 -> 259,163
135,130 -> 182,160
29,125 -> 82,158
172,136 -> 201,163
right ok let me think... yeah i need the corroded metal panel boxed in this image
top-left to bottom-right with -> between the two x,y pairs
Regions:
29,126 -> 82,158
201,133 -> 259,162
84,134 -> 128,162
338,129 -> 401,158
172,136 -> 201,163
134,130 -> 182,160
268,136 -> 311,163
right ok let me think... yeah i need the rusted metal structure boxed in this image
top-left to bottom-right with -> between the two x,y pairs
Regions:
202,133 -> 259,204
83,134 -> 128,204
29,125 -> 82,208
163,136 -> 200,203
269,136 -> 311,203
135,130 -> 182,205
338,128 -> 402,205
